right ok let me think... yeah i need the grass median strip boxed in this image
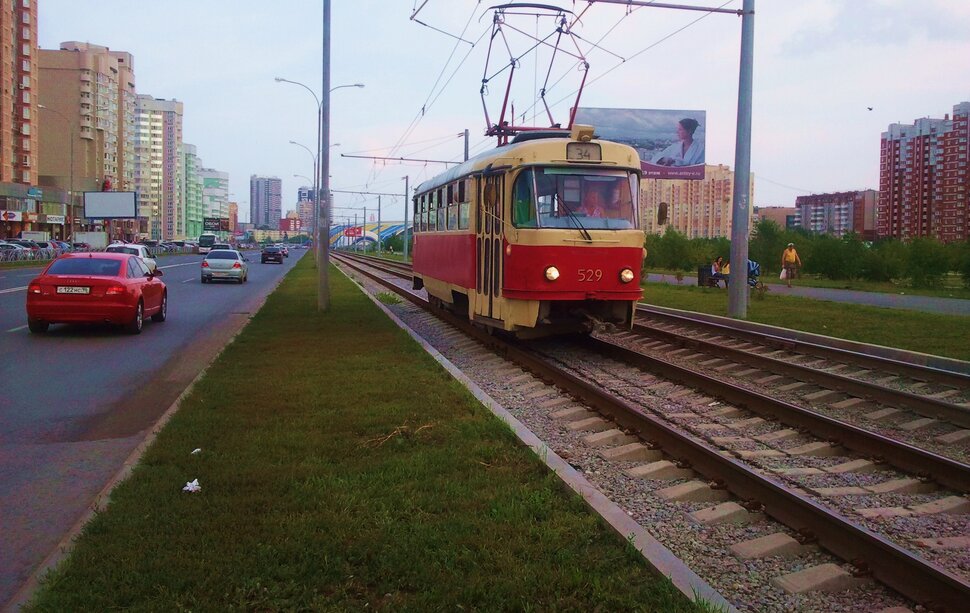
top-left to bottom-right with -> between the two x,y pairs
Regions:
27,256 -> 700,611
642,283 -> 970,361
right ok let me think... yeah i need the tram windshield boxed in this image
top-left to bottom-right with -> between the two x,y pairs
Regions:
512,167 -> 639,230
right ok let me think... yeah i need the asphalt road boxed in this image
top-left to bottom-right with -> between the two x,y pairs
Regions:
0,249 -> 306,606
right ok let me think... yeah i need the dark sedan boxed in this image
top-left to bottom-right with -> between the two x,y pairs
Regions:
261,246 -> 283,264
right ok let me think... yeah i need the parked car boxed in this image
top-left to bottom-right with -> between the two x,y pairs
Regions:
7,239 -> 40,251
26,252 -> 166,334
105,243 -> 158,272
72,242 -> 92,250
0,242 -> 32,259
201,249 -> 248,283
261,246 -> 284,264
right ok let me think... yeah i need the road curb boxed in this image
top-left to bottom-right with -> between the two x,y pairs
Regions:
337,263 -> 738,612
3,254 -> 300,613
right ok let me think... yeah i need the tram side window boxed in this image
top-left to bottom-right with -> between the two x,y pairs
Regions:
418,194 -> 426,232
458,178 -> 470,229
447,183 -> 459,230
424,193 -> 431,232
427,191 -> 435,231
512,169 -> 537,228
436,188 -> 446,231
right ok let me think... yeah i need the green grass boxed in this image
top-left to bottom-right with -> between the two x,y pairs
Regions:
27,256 -> 698,612
641,282 -> 970,361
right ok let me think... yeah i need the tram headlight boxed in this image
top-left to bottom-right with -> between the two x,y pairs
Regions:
544,266 -> 560,281
619,268 -> 636,283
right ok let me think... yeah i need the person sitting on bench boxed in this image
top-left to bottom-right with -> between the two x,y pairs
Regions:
710,256 -> 726,287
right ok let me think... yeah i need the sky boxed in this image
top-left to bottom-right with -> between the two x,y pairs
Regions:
39,0 -> 970,225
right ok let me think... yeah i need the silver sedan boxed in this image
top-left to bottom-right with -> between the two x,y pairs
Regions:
201,249 -> 249,284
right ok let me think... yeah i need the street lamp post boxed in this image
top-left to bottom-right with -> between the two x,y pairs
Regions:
289,139 -> 317,252
38,104 -> 75,240
275,72 -> 363,310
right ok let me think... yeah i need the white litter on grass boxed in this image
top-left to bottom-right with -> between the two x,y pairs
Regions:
707,401 -> 721,407
191,448 -> 202,455
182,479 -> 201,493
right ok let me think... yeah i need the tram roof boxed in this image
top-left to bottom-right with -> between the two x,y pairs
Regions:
413,134 -> 640,196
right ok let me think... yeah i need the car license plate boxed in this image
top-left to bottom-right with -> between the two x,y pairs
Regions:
213,271 -> 226,276
57,286 -> 90,294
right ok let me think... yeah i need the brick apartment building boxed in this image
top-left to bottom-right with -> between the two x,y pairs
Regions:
878,102 -> 970,242
795,190 -> 878,240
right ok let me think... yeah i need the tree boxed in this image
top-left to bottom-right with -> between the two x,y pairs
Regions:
906,237 -> 949,287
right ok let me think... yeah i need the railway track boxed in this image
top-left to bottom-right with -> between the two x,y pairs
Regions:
334,252 -> 970,611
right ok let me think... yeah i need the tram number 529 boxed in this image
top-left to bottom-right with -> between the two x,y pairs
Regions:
578,269 -> 603,282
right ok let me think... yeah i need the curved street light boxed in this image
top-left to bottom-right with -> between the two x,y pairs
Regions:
274,75 -> 364,306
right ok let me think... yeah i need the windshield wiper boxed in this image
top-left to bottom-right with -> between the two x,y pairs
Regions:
560,203 -> 593,242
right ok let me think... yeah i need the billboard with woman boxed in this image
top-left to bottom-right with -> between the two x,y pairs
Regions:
574,107 -> 706,180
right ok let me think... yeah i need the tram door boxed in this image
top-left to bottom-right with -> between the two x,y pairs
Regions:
477,174 -> 504,320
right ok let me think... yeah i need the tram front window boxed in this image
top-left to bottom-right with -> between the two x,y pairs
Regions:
512,167 -> 638,230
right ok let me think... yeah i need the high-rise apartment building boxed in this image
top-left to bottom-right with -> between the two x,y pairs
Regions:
878,102 -> 970,242
0,0 -> 40,240
297,199 -> 314,233
0,0 -> 37,187
228,201 -> 238,233
135,95 -> 183,240
754,206 -> 798,229
296,185 -> 315,231
640,164 -> 754,238
250,175 -> 281,229
182,143 -> 203,239
795,190 -> 877,239
200,167 -> 229,225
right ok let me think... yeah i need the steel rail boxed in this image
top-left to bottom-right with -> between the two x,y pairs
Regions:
636,305 -> 970,386
334,252 -> 970,611
630,321 -> 970,429
585,335 -> 970,492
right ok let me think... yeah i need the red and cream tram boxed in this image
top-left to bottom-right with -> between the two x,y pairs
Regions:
412,124 -> 646,337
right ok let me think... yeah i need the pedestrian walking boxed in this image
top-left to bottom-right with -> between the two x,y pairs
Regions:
781,242 -> 801,288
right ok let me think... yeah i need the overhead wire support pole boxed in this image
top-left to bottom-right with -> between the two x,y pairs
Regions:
728,0 -> 755,319
320,0 -> 331,311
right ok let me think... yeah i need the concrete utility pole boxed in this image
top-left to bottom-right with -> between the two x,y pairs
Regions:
403,176 -> 409,261
319,0 -> 332,310
464,129 -> 470,161
377,195 -> 381,252
728,0 -> 755,319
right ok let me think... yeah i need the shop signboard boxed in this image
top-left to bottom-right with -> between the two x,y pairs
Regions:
46,215 -> 66,225
1,210 -> 22,222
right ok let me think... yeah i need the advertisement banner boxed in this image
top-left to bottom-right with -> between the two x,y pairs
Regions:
574,107 -> 706,180
83,191 -> 138,218
219,218 -> 230,232
0,210 -> 22,222
203,217 -> 221,231
46,215 -> 66,225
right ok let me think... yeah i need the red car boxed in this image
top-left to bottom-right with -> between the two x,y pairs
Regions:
26,253 -> 167,334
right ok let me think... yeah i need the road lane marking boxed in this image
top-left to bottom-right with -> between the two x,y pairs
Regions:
0,286 -> 27,294
159,261 -> 201,269
182,278 -> 195,284
7,324 -> 27,333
